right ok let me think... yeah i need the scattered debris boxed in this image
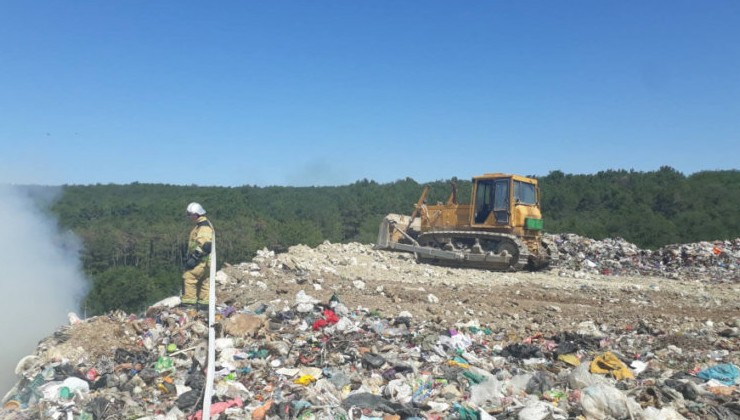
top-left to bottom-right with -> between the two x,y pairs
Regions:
2,236 -> 738,419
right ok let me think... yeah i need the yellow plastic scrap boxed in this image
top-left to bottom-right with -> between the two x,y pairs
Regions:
293,375 -> 316,386
447,360 -> 470,369
589,352 -> 634,380
558,354 -> 581,366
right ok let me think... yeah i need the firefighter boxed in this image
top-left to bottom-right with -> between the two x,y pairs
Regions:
182,202 -> 214,309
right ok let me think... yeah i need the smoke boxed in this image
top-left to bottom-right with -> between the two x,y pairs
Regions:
0,185 -> 88,396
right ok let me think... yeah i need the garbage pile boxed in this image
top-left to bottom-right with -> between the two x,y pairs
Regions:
1,235 -> 739,419
549,234 -> 739,283
2,293 -> 739,419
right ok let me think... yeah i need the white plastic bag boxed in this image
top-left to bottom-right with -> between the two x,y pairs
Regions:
580,383 -> 643,419
642,406 -> 687,420
517,396 -> 568,420
567,361 -> 607,390
469,376 -> 504,406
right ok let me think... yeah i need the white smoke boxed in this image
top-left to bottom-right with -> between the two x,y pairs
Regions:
0,185 -> 88,396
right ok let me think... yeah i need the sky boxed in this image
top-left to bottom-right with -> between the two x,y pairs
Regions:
0,1 -> 738,187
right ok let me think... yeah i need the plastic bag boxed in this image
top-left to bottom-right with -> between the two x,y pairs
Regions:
642,406 -> 687,420
580,383 -> 642,419
517,396 -> 568,420
568,362 -> 607,390
469,376 -> 503,406
696,363 -> 739,386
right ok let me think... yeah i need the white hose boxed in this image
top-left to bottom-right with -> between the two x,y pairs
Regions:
202,232 -> 216,420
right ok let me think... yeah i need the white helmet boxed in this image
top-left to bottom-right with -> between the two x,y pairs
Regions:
186,202 -> 206,215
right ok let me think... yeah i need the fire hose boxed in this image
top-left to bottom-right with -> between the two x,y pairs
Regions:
202,232 -> 216,420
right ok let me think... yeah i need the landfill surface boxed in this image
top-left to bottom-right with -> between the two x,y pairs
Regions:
2,234 -> 739,419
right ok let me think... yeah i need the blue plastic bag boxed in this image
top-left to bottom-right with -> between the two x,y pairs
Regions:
696,363 -> 739,385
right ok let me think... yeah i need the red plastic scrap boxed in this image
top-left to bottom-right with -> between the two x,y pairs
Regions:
299,354 -> 316,364
86,368 -> 98,381
312,309 -> 340,330
188,396 -> 244,420
323,309 -> 339,324
523,333 -> 544,344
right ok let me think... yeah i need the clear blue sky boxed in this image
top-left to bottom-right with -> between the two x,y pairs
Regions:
1,1 -> 738,187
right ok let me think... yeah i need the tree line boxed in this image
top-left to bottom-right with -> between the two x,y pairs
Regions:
42,166 -> 738,315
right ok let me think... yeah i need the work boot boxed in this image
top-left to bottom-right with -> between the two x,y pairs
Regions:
178,302 -> 199,317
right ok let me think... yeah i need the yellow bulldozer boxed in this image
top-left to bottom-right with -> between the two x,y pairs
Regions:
376,173 -> 557,271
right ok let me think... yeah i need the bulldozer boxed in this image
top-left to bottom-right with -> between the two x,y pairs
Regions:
376,173 -> 557,271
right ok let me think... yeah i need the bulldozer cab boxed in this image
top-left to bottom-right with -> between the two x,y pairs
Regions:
471,174 -> 540,229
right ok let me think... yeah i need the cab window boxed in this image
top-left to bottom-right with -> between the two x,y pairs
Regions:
514,181 -> 537,205
474,180 -> 494,223
493,180 -> 510,224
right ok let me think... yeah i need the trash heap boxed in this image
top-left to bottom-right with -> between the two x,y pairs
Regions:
1,236 -> 739,419
2,291 -> 739,419
549,234 -> 739,282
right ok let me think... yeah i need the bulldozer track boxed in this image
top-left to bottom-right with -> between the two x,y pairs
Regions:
417,231 -> 531,271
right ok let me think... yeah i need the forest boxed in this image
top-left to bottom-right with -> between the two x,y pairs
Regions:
35,166 -> 739,315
